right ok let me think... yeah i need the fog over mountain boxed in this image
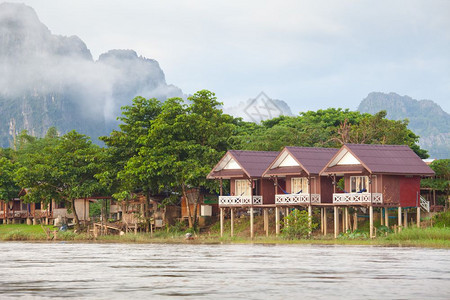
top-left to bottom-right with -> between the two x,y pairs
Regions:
0,3 -> 182,146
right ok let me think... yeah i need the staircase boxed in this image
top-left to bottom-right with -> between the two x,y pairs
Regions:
420,195 -> 430,212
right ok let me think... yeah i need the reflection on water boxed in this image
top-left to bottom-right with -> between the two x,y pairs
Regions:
0,242 -> 448,299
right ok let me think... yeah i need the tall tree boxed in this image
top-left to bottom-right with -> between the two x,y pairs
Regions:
99,96 -> 162,231
16,131 -> 102,231
137,90 -> 235,229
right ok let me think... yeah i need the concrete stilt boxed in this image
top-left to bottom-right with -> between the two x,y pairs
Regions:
354,211 -> 358,230
285,207 -> 289,227
230,208 -> 234,237
417,207 -> 421,228
398,206 -> 402,232
369,205 -> 374,239
341,209 -> 345,232
220,207 -> 224,238
275,206 -> 280,236
334,206 -> 339,239
324,208 -> 327,236
26,218 -> 31,225
32,218 -> 36,225
250,207 -> 254,239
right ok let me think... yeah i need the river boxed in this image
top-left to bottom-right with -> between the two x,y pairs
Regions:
0,242 -> 448,299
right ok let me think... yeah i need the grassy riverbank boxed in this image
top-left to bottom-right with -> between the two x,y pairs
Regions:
1,224 -> 449,248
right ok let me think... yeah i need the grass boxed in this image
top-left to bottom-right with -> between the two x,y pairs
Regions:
1,215 -> 450,248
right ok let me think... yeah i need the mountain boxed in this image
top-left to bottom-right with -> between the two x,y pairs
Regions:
358,92 -> 450,159
0,3 -> 183,147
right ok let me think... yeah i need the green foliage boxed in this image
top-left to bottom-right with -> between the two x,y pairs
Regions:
281,209 -> 317,239
338,229 -> 368,239
385,227 -> 450,241
15,130 -> 103,229
432,211 -> 450,228
231,108 -> 427,157
421,159 -> 450,192
0,156 -> 20,201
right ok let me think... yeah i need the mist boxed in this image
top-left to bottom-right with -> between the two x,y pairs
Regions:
0,2 -> 183,135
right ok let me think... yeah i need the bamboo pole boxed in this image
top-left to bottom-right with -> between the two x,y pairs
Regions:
417,207 -> 420,228
220,207 -> 224,237
230,208 -> 234,237
264,208 -> 269,237
275,206 -> 280,236
334,206 -> 338,239
404,209 -> 408,228
384,207 -> 389,228
250,207 -> 254,239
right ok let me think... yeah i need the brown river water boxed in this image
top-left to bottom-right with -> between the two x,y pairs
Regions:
0,242 -> 448,299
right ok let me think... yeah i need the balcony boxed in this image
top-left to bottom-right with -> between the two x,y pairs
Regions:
218,195 -> 263,206
333,193 -> 383,204
276,193 -> 321,204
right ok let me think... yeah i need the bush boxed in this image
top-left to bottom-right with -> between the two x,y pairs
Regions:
281,209 -> 317,239
433,211 -> 450,228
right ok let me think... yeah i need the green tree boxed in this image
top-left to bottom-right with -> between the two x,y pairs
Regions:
137,90 -> 235,229
281,209 -> 317,239
0,156 -> 20,203
99,96 -> 163,231
16,131 -> 102,231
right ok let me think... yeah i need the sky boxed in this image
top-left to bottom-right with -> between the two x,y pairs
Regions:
5,0 -> 450,113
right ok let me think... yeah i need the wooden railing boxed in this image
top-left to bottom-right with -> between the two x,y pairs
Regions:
218,195 -> 263,206
333,193 -> 383,204
276,193 -> 321,204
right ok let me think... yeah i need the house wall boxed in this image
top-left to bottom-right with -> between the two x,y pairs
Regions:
261,178 -> 275,204
320,176 -> 334,203
400,176 -> 421,207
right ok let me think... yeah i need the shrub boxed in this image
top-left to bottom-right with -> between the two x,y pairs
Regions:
281,209 -> 317,239
433,211 -> 450,228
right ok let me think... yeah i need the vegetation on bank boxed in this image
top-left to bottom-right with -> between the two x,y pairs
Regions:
1,211 -> 449,248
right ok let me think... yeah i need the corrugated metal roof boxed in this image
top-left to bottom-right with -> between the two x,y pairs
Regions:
285,146 -> 339,175
343,144 -> 435,175
228,150 -> 279,177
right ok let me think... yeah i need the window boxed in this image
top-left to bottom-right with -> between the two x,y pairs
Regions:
235,180 -> 251,196
291,177 -> 308,194
350,176 -> 369,193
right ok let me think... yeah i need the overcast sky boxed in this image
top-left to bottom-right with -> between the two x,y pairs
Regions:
6,0 -> 450,113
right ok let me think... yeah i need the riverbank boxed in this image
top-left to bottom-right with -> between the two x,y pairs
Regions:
1,224 -> 449,248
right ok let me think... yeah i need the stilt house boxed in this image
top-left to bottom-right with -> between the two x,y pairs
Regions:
207,150 -> 279,206
320,144 -> 435,208
262,146 -> 338,205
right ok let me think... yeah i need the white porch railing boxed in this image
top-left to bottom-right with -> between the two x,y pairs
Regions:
420,195 -> 430,212
333,193 -> 383,204
276,193 -> 321,204
219,195 -> 263,206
